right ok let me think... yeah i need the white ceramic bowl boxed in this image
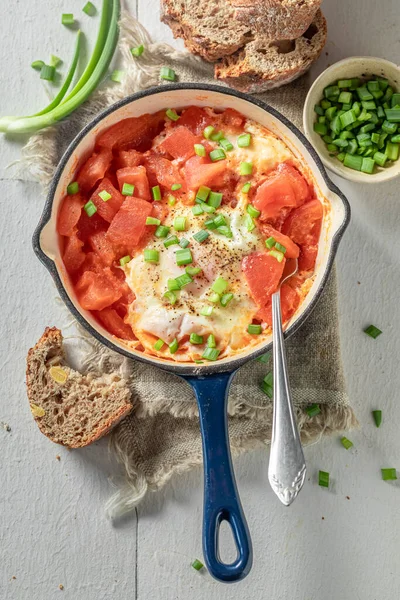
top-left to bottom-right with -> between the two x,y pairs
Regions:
303,57 -> 400,183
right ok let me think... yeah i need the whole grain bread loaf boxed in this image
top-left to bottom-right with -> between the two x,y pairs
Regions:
160,0 -> 254,62
215,10 -> 327,93
228,0 -> 322,38
26,327 -> 132,448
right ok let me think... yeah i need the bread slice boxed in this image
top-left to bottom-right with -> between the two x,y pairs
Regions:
26,327 -> 132,448
228,0 -> 322,38
160,0 -> 254,62
215,10 -> 327,93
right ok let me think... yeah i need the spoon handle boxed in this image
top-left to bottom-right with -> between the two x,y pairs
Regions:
268,290 -> 306,506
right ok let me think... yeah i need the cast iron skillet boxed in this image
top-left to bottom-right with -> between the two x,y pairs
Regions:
33,84 -> 350,583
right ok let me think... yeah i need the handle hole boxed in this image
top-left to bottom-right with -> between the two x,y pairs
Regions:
217,518 -> 239,565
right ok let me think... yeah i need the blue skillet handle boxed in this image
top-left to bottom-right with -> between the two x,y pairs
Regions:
185,372 -> 253,583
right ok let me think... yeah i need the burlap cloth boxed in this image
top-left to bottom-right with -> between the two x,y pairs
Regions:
23,13 -> 358,517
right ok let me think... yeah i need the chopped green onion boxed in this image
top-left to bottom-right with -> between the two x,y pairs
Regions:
179,238 -> 189,248
341,437 -> 353,450
372,410 -> 382,427
198,201 -> 215,214
305,404 -> 321,417
122,182 -> 134,196
364,324 -> 382,338
67,181 -> 79,195
163,291 -> 177,305
257,352 -> 271,363
204,218 -> 217,230
245,214 -> 255,232
391,93 -> 400,107
62,13 -> 75,25
237,133 -> 251,147
192,205 -> 203,216
193,230 -> 209,243
208,191 -> 223,208
213,214 -> 226,228
374,151 -> 387,167
207,334 -> 216,348
168,194 -> 176,206
356,86 -> 373,101
195,186 -> 211,203
176,248 -> 192,266
324,85 -> 340,99
220,293 -> 234,307
242,182 -> 251,193
314,122 -> 328,135
269,249 -> 284,262
210,130 -> 224,142
131,44 -> 144,57
83,1 -> 97,15
185,266 -> 202,276
343,153 -> 363,171
203,125 -> 214,139
169,338 -> 179,353
219,138 -> 234,152
171,183 -> 182,191
361,100 -> 376,111
217,225 -> 233,238
338,91 -> 352,104
50,55 -> 62,68
146,216 -> 161,226
165,108 -> 179,121
202,347 -> 220,361
119,255 -> 131,266
160,67 -> 176,81
154,338 -> 165,351
144,249 -> 159,263
275,242 -> 286,254
339,109 -> 357,128
381,468 -> 397,481
247,324 -> 262,335
261,380 -> 273,398
31,60 -> 45,71
98,189 -> 111,201
164,235 -> 179,248
337,79 -> 352,88
386,142 -> 399,160
384,108 -> 400,122
361,157 -> 375,174
391,134 -> 400,143
155,225 -> 170,238
209,292 -> 220,303
239,161 -> 253,175
152,185 -> 161,201
194,144 -> 206,157
174,216 -> 187,231
40,65 -> 56,82
167,278 -> 181,291
318,471 -> 330,487
212,277 -> 228,295
246,204 -> 260,218
265,236 -> 276,249
84,200 -> 97,217
209,148 -> 226,162
175,273 -> 193,288
190,333 -> 203,345
111,69 -> 124,83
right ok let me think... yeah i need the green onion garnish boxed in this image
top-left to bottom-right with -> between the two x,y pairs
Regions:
171,183 -> 182,191
202,347 -> 220,361
210,130 -> 224,142
194,144 -> 206,157
31,60 -> 45,71
220,293 -> 234,307
372,410 -> 382,427
269,249 -> 284,263
318,471 -> 330,488
62,13 -> 75,25
169,338 -> 179,353
160,67 -> 176,81
111,70 -> 124,83
257,352 -> 271,363
131,44 -> 144,57
275,242 -> 287,254
144,249 -> 159,263
186,266 -> 202,276
246,204 -> 260,218
265,237 -> 276,249
209,292 -> 220,303
219,138 -> 234,152
207,334 -> 216,348
40,65 -> 56,82
153,338 -> 165,351
83,1 -> 97,15
119,255 -> 131,266
242,182 -> 251,193
203,126 -> 214,139
245,214 -> 255,232
248,324 -> 262,334
179,238 -> 189,248
146,216 -> 161,226
341,437 -> 353,450
208,192 -> 223,208
50,55 -> 62,68
213,214 -> 226,228
192,205 -> 203,216
204,218 -> 217,230
98,189 -> 112,202
209,149 -> 226,162
84,200 -> 97,217
175,273 -> 193,288
152,185 -> 161,201
193,230 -> 209,243
237,133 -> 251,147
190,333 -> 203,345
164,235 -> 179,248
261,372 -> 273,397
364,324 -> 382,339
67,181 -> 79,195
191,559 -> 204,571
122,182 -> 134,196
240,162 -> 253,176
305,404 -> 321,417
168,194 -> 176,206
176,248 -> 192,266
381,468 -> 397,481
174,216 -> 187,231
198,201 -> 215,214
195,186 -> 211,203
155,225 -> 170,238
165,108 -> 180,121
167,278 -> 181,292
211,277 -> 228,294
163,291 -> 177,305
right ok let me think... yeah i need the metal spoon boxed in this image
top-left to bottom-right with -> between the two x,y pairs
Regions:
268,258 -> 306,506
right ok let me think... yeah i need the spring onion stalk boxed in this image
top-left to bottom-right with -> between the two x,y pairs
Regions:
220,293 -> 233,307
202,347 -> 220,361
144,249 -> 159,263
155,225 -> 170,238
211,277 -> 228,295
186,266 -> 202,276
83,2 -> 97,16
163,235 -> 179,248
153,338 -> 165,351
192,205 -> 203,216
169,338 -> 179,353
247,324 -> 261,334
372,410 -> 382,427
207,334 -> 216,348
152,185 -> 161,201
189,333 -> 203,345
175,248 -> 192,266
2,0 -> 119,134
193,230 -> 209,243
146,217 -> 161,226
175,273 -> 193,288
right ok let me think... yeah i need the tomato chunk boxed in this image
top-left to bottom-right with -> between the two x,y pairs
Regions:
298,244 -> 318,271
95,308 -> 135,340
158,126 -> 199,161
117,149 -> 143,168
76,268 -> 122,311
258,284 -> 300,326
184,155 -> 227,190
57,193 -> 84,236
258,223 -> 299,259
96,111 -> 165,151
106,196 -> 153,254
90,178 -> 125,223
62,232 -> 85,273
242,252 -> 285,314
116,166 -> 151,200
281,199 -> 323,246
76,148 -> 112,193
220,108 -> 244,130
253,163 -> 309,222
144,155 -> 185,191
177,106 -> 213,134
88,230 -> 116,266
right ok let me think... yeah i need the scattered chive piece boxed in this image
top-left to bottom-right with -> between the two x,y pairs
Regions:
194,143 -> 206,156
31,60 -> 45,71
195,186 -> 211,203
275,242 -> 287,254
213,214 -> 226,228
305,404 -> 321,417
152,185 -> 161,201
131,44 -> 144,57
193,230 -> 209,243
144,249 -> 159,263
171,183 -> 182,191
364,324 -> 382,339
40,65 -> 56,81
269,249 -> 284,263
209,292 -> 220,303
191,559 -> 204,571
50,55 -> 62,68
119,255 -> 131,266
341,437 -> 353,450
164,235 -> 179,248
185,266 -> 202,276
155,225 -> 170,238
237,133 -> 251,147
169,338 -> 179,353
163,291 -> 177,305
167,278 -> 180,292
83,1 -> 97,16
257,352 -> 271,363
220,293 -> 234,307
203,125 -> 214,139
62,13 -> 75,25
98,189 -> 111,202
175,273 -> 193,288
179,238 -> 189,248
210,130 -> 224,142
204,218 -> 217,230
217,225 -> 233,238
199,201 -> 216,214
202,347 -> 220,361
219,138 -> 234,151
154,338 -> 165,351
209,148 -> 226,162
194,360 -> 204,364
318,471 -> 330,488
190,333 -> 203,345
160,67 -> 176,81
192,205 -> 203,216
246,204 -> 260,218
145,217 -> 161,226
245,214 -> 255,232
381,468 -> 397,481
67,181 -> 79,195
242,182 -> 251,193
266,237 -> 276,249
248,324 -> 262,335
122,182 -> 134,196
168,194 -> 176,206
111,70 -> 124,83
176,248 -> 192,266
165,108 -> 180,121
174,216 -> 187,231
372,410 -> 382,428
211,277 -> 228,294
240,162 -> 253,176
207,334 -> 216,348
208,191 -> 223,208
84,200 -> 97,217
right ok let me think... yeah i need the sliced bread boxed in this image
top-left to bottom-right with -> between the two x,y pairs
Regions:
26,327 -> 132,448
160,0 -> 254,62
228,0 -> 322,38
215,10 -> 327,93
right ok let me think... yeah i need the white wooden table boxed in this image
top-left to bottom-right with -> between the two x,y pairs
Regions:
1,1 -> 399,598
